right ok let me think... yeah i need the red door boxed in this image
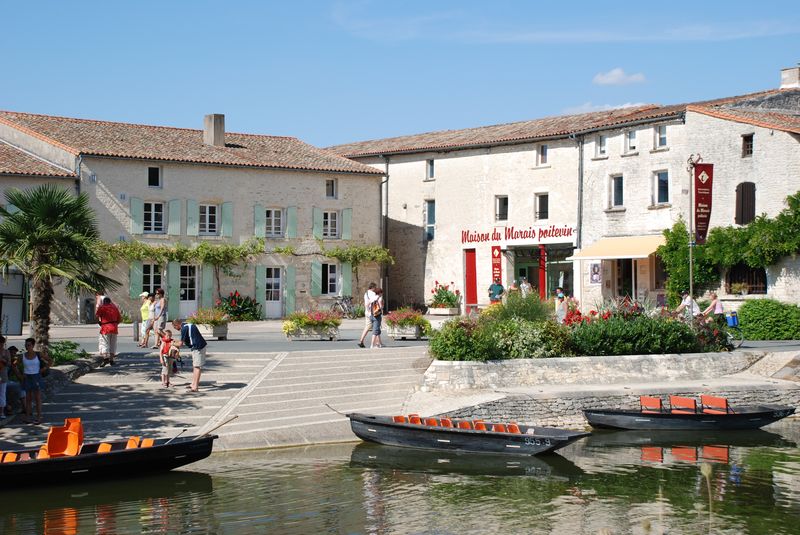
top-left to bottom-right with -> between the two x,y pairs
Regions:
464,249 -> 477,313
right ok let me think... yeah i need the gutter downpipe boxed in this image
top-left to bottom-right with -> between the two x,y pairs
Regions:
382,156 -> 390,303
75,154 -> 83,323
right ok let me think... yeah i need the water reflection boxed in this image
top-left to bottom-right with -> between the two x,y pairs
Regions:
0,424 -> 798,534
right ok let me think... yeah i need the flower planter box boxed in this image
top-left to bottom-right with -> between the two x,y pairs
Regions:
286,327 -> 339,341
197,324 -> 228,341
428,307 -> 461,316
387,325 -> 423,340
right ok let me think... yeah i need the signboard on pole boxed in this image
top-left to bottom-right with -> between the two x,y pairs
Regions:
694,163 -> 714,244
491,246 -> 502,281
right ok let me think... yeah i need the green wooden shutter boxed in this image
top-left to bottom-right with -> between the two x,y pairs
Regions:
312,207 -> 322,239
167,261 -> 181,320
130,197 -> 144,234
286,206 -> 298,238
285,266 -> 296,314
129,261 -> 143,299
255,265 -> 266,319
186,200 -> 199,236
201,266 -> 214,308
168,199 -> 182,236
221,202 -> 233,237
341,208 -> 352,240
341,262 -> 352,297
310,261 -> 322,296
254,204 -> 266,238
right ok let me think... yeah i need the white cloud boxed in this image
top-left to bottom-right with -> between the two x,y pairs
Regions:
562,102 -> 648,115
593,68 -> 646,86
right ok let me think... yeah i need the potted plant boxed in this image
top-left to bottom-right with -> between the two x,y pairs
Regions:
385,308 -> 431,340
187,307 -> 230,340
730,282 -> 748,296
428,281 -> 462,315
282,310 -> 342,341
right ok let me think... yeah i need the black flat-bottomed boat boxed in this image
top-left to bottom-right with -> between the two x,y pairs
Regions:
584,394 -> 795,431
0,418 -> 216,486
347,412 -> 589,456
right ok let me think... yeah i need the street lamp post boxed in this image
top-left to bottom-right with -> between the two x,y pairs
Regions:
686,154 -> 702,302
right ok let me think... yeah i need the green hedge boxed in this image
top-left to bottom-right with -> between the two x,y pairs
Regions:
737,299 -> 800,340
569,315 -> 701,356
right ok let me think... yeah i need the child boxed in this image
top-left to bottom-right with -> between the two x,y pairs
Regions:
159,330 -> 178,387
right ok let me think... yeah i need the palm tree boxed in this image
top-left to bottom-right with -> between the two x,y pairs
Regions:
0,184 -> 118,347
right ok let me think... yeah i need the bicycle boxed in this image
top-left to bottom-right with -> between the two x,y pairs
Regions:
725,311 -> 744,349
331,295 -> 358,319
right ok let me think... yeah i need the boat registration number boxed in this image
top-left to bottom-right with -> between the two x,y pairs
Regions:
524,437 -> 551,446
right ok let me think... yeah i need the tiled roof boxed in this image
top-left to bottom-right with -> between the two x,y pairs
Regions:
0,141 -> 76,177
328,89 -> 787,158
688,89 -> 800,134
0,111 -> 383,176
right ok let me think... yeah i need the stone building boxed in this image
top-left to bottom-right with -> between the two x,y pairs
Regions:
331,67 -> 800,311
0,112 -> 384,323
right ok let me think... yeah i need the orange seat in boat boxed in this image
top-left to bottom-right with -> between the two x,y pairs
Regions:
473,421 -> 488,431
37,446 -> 50,459
2,452 -> 18,463
425,418 -> 439,427
45,420 -> 82,457
641,446 -> 664,463
140,438 -> 155,448
457,421 -> 472,430
671,446 -> 698,462
125,436 -> 141,449
439,418 -> 453,428
507,423 -> 521,434
700,395 -> 733,415
640,396 -> 663,414
64,418 -> 84,445
701,445 -> 730,463
408,415 -> 422,425
669,396 -> 697,414
392,415 -> 407,423
97,443 -> 113,454
492,423 -> 507,433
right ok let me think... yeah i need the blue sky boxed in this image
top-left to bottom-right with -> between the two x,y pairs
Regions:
2,1 -> 798,147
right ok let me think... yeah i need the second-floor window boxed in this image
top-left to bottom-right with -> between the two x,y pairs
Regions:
323,211 -> 339,238
265,208 -> 283,237
425,200 -> 435,241
321,263 -> 338,295
597,135 -> 607,156
143,202 -> 164,233
612,175 -> 624,207
538,144 -> 548,165
326,179 -> 337,199
742,134 -> 754,157
199,204 -> 219,235
655,125 -> 668,148
148,167 -> 162,188
626,130 -> 637,152
495,196 -> 509,221
735,182 -> 756,225
655,171 -> 669,204
535,193 -> 549,220
426,159 -> 435,180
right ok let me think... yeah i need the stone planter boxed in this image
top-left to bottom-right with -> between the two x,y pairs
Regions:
428,307 -> 461,316
286,326 -> 339,341
387,324 -> 423,340
197,323 -> 228,341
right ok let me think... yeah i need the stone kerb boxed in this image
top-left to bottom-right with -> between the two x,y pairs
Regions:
422,351 -> 766,391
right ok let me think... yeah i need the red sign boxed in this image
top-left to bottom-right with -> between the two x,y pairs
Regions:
694,163 -> 714,244
491,246 -> 502,281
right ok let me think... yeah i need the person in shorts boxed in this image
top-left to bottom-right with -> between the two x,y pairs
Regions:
172,318 -> 207,393
358,282 -> 378,348
6,345 -> 25,415
158,329 -> 180,387
21,338 -> 51,424
151,288 -> 168,351
96,296 -> 121,366
370,288 -> 384,349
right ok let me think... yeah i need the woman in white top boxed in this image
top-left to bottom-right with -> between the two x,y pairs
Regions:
21,337 -> 51,425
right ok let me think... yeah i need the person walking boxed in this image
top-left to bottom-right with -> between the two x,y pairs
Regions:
140,293 -> 156,348
96,296 -> 121,366
138,291 -> 151,343
519,277 -> 532,298
151,288 -> 168,351
358,282 -> 378,348
488,278 -> 504,304
369,288 -> 385,349
172,318 -> 207,393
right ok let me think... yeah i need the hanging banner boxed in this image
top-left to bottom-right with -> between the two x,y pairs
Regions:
694,163 -> 714,244
491,246 -> 502,281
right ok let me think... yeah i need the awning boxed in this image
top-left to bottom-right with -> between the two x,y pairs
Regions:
568,235 -> 665,261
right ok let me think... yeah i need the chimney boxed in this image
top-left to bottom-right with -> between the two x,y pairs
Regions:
780,67 -> 800,89
203,114 -> 225,146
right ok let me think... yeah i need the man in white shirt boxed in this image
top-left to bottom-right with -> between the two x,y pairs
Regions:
358,282 -> 378,348
675,290 -> 701,320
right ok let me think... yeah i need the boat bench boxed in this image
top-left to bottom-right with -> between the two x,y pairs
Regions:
394,415 -> 523,434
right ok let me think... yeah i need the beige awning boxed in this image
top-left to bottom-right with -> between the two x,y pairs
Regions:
569,235 -> 665,260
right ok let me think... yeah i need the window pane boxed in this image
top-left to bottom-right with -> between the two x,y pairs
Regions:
323,211 -> 338,238
540,145 -> 548,164
326,179 -> 336,198
613,176 -> 624,206
426,159 -> 434,179
537,194 -> 549,219
425,200 -> 435,241
627,131 -> 636,150
657,172 -> 669,203
496,196 -> 508,220
148,167 -> 161,187
658,126 -> 667,147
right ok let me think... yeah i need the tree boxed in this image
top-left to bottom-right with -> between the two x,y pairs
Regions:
0,185 -> 118,347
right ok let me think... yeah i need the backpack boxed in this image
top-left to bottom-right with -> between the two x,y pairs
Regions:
370,299 -> 382,317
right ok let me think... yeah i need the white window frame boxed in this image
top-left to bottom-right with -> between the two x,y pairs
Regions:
199,203 -> 219,235
537,144 -> 548,165
425,200 -> 435,241
654,170 -> 669,205
597,135 -> 607,156
147,166 -> 162,188
322,210 -> 339,238
655,125 -> 668,148
265,208 -> 283,238
495,196 -> 509,221
325,179 -> 337,199
535,193 -> 549,221
321,263 -> 338,295
143,201 -> 165,234
425,159 -> 435,180
625,130 -> 637,152
611,175 -> 624,207
142,263 -> 162,295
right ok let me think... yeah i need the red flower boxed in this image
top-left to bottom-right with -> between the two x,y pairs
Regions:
231,299 -> 237,307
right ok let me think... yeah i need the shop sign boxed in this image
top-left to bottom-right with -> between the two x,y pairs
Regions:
461,224 -> 575,247
491,246 -> 502,280
694,163 -> 714,244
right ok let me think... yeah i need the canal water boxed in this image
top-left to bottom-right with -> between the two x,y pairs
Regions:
2,422 -> 799,534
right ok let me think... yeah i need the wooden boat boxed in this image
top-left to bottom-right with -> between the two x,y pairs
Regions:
584,394 -> 795,431
347,413 -> 590,456
0,418 -> 216,486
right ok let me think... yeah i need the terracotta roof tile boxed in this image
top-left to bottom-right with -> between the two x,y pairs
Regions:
0,142 -> 76,177
0,111 -> 383,176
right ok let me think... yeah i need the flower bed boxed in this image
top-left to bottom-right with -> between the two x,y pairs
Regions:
188,307 -> 230,340
429,281 -> 461,312
385,308 -> 431,340
282,310 -> 342,341
216,290 -> 262,321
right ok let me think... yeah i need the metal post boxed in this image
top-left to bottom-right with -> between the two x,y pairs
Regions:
686,154 -> 702,304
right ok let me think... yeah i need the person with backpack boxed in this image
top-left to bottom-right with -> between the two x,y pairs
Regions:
357,282 -> 378,348
369,288 -> 385,349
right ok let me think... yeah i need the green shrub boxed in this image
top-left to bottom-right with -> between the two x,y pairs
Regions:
217,290 -> 262,321
480,293 -> 551,323
429,318 -> 497,361
492,318 -> 574,359
48,340 -> 90,366
570,315 -> 700,356
738,299 -> 800,340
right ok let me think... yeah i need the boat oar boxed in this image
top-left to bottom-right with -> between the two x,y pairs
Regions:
165,428 -> 188,445
199,414 -> 239,438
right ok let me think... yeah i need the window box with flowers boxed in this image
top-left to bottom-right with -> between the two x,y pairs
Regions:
385,308 -> 431,340
428,281 -> 462,315
282,310 -> 342,341
188,307 -> 230,340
